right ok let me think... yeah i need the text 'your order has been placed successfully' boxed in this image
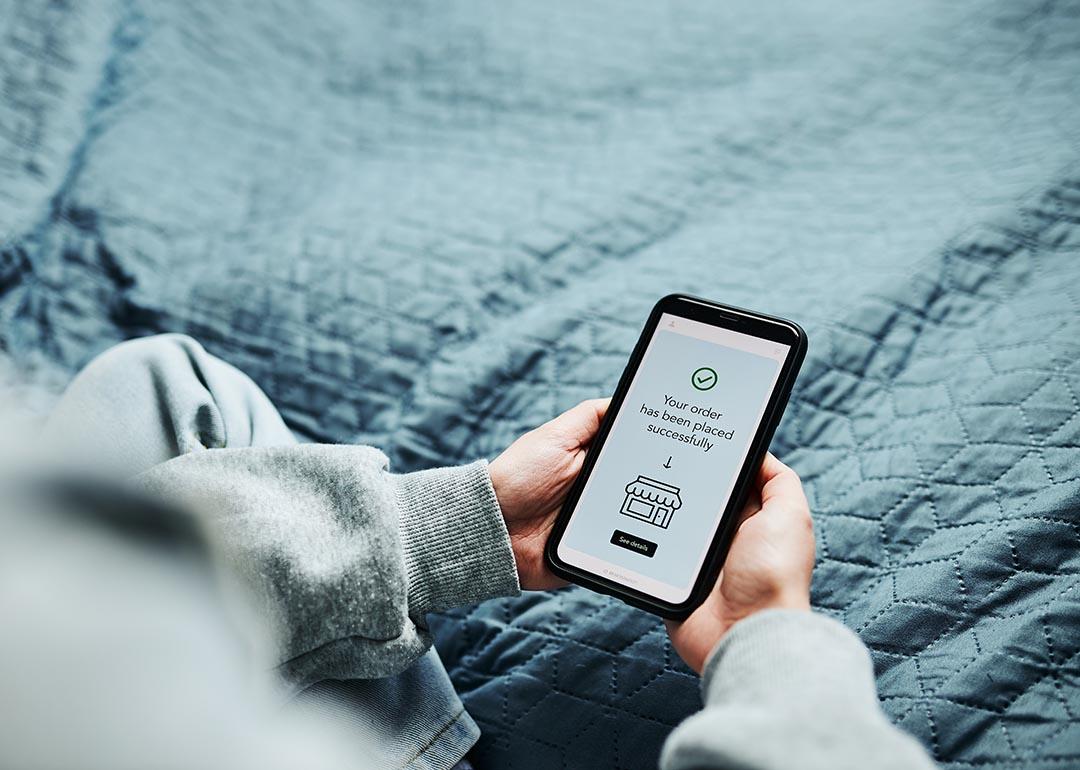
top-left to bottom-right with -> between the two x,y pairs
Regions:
560,329 -> 782,589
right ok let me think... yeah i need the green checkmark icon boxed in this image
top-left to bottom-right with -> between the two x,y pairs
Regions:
692,366 -> 718,391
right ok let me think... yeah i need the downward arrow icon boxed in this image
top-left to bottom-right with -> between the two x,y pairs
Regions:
663,456 -> 672,469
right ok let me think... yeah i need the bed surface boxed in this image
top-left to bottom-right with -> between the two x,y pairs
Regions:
2,1 -> 1078,767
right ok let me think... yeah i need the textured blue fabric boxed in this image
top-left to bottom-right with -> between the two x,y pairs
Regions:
1,1 -> 1078,769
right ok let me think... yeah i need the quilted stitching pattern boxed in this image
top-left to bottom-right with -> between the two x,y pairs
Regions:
431,181 -> 1080,769
2,1 -> 1079,768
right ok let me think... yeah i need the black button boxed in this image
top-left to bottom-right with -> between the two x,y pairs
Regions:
610,529 -> 658,558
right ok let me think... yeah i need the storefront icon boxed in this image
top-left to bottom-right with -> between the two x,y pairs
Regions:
620,475 -> 683,529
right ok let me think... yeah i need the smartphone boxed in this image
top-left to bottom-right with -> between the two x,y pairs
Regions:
544,294 -> 807,619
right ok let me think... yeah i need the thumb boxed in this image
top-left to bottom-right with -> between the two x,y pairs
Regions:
549,398 -> 610,447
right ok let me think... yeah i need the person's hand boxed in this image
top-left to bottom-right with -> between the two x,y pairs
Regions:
489,398 -> 609,590
666,452 -> 815,673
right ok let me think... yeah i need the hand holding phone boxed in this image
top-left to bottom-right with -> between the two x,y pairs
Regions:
488,398 -> 610,590
665,451 -> 814,672
545,294 -> 807,618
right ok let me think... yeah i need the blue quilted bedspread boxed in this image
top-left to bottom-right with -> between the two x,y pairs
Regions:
2,1 -> 1079,767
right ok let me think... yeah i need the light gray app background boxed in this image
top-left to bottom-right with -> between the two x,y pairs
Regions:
560,324 -> 783,597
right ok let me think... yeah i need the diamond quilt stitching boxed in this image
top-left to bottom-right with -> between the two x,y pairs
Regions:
1,2 -> 1079,768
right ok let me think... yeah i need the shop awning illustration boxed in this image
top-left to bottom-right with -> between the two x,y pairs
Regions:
620,475 -> 683,530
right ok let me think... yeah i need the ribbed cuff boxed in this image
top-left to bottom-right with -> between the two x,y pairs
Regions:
701,609 -> 880,712
393,460 -> 520,617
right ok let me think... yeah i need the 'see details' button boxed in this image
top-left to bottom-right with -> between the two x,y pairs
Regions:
610,529 -> 658,558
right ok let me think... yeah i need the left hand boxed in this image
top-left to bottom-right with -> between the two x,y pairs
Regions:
488,398 -> 610,590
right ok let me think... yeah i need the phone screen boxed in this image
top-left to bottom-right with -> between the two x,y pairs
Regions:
556,312 -> 792,604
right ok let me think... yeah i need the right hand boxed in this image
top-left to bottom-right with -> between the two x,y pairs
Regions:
665,452 -> 815,674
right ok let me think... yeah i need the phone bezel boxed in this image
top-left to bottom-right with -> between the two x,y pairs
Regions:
543,293 -> 808,619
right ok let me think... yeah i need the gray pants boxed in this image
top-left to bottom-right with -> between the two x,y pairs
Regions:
39,334 -> 476,770
41,334 -> 296,476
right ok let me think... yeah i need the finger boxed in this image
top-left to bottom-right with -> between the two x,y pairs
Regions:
730,453 -> 780,527
734,485 -> 763,526
758,452 -> 808,510
550,397 -> 610,447
756,451 -> 785,486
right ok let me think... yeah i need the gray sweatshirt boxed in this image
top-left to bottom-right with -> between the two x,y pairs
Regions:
5,334 -> 935,769
133,445 -> 933,770
142,448 -> 521,690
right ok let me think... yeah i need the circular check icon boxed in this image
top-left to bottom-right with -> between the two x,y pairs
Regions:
691,366 -> 718,391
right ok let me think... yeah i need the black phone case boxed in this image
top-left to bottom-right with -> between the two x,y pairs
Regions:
544,293 -> 808,620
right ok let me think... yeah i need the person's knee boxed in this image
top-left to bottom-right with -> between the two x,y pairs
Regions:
41,334 -> 215,472
81,334 -> 202,385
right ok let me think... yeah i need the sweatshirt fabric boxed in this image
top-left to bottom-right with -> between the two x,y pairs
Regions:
21,334 -> 935,770
662,610 -> 936,770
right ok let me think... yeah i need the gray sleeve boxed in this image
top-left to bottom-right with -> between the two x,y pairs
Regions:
136,445 -> 520,689
661,610 -> 936,770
